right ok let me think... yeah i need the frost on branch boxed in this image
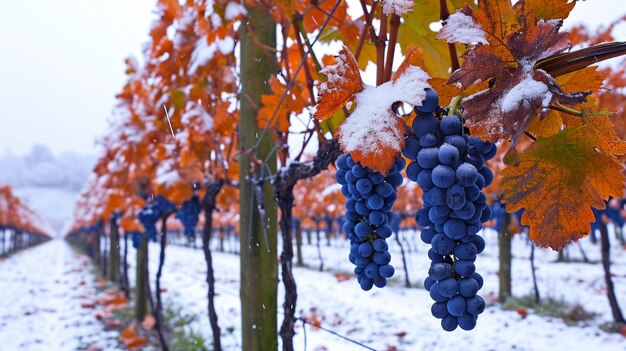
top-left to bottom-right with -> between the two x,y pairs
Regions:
437,12 -> 488,45
315,47 -> 431,174
382,0 -> 414,16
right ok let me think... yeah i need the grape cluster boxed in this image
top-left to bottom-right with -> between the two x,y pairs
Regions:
175,195 -> 201,238
403,89 -> 495,331
130,231 -> 143,249
336,154 -> 405,290
138,206 -> 161,242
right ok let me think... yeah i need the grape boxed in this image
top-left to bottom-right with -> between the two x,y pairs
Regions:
440,115 -> 462,136
406,162 -> 422,182
420,133 -> 439,148
446,184 -> 466,210
437,277 -> 460,297
379,264 -> 395,278
352,164 -> 368,178
430,283 -> 449,302
447,295 -> 467,317
432,302 -> 449,318
454,260 -> 476,276
415,88 -> 439,113
466,296 -> 486,315
444,135 -> 467,155
420,228 -> 437,244
354,221 -> 372,238
431,164 -> 455,188
356,178 -> 373,195
373,239 -> 388,252
417,148 -> 440,169
402,136 -> 421,160
369,211 -> 386,225
458,314 -> 477,331
480,167 -> 494,187
456,163 -> 478,187
417,170 -> 434,191
366,194 -> 384,210
428,262 -> 453,280
412,113 -> 438,137
459,277 -> 480,297
441,315 -> 458,331
454,242 -> 477,261
376,182 -> 394,197
376,224 -> 393,239
358,242 -> 374,257
438,143 -> 460,166
443,218 -> 466,240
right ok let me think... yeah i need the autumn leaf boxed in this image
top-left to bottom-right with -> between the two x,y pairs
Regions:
258,75 -> 308,132
501,115 -> 626,250
438,0 -> 590,146
398,0 -> 471,78
314,46 -> 363,121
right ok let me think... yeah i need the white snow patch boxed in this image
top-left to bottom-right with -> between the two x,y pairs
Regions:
382,0 -> 414,16
340,66 -> 431,156
224,2 -> 246,20
501,75 -> 552,113
439,12 -> 488,45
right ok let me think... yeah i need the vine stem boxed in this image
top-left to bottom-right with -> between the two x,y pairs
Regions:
376,12 -> 388,86
448,95 -> 462,116
384,14 -> 401,82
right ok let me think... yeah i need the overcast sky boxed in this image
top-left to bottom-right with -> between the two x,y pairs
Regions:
0,0 -> 624,156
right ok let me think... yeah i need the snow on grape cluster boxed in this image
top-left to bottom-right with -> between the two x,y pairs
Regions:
336,154 -> 405,290
403,89 -> 495,331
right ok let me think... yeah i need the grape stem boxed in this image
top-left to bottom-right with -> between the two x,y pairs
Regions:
449,95 -> 462,116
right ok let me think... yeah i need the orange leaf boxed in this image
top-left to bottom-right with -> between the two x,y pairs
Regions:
518,0 -> 575,21
501,117 -> 626,250
314,46 -> 363,120
142,315 -> 156,330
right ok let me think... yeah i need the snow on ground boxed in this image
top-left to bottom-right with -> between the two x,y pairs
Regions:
127,227 -> 626,351
0,240 -> 121,351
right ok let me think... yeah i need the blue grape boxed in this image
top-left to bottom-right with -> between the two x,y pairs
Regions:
447,295 -> 466,317
438,143 -> 460,166
417,148 -> 439,169
420,133 -> 439,148
412,113 -> 438,137
466,295 -> 486,315
441,315 -> 458,331
459,277 -> 480,297
458,314 -> 477,330
406,161 -> 422,182
456,163 -> 478,187
446,184 -> 466,210
440,115 -> 462,136
402,136 -> 421,160
415,88 -> 439,113
431,164 -> 456,188
437,277 -> 460,298
432,302 -> 449,318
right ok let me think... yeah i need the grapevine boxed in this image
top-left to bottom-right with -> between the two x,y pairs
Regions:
404,89 -> 495,331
